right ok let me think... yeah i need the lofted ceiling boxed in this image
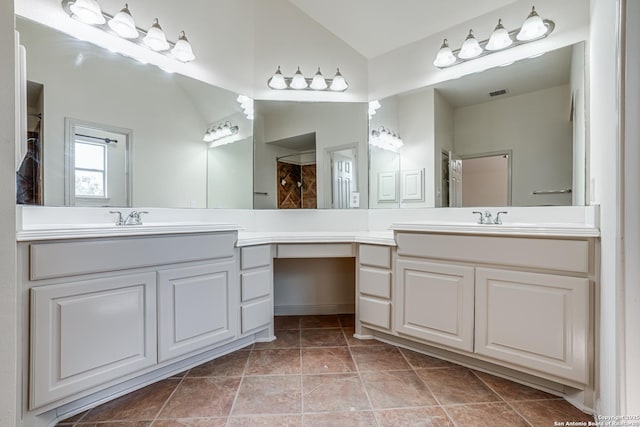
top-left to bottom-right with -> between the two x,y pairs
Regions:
287,0 -> 521,59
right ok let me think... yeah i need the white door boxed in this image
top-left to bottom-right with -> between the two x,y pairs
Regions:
65,118 -> 131,207
331,148 -> 357,208
448,151 -> 462,207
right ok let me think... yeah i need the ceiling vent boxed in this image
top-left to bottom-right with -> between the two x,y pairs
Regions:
489,88 -> 509,97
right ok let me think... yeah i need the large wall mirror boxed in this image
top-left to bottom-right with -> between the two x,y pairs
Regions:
253,100 -> 369,209
369,42 -> 587,208
16,17 -> 253,209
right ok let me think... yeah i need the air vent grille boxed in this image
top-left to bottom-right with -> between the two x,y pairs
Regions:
489,89 -> 508,97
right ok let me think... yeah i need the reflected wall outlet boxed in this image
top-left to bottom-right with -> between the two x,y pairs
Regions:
350,192 -> 360,208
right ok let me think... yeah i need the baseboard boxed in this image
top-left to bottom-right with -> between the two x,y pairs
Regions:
274,303 -> 355,316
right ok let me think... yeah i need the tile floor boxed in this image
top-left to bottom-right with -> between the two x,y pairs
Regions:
57,314 -> 594,427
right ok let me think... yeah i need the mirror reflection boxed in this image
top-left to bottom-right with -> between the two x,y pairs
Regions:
369,42 -> 586,208
17,17 -> 252,209
253,100 -> 368,209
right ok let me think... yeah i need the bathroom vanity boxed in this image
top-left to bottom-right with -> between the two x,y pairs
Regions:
16,206 -> 600,427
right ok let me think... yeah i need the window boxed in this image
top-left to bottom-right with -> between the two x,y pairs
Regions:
74,141 -> 107,198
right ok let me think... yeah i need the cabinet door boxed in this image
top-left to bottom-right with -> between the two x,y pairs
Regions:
30,272 -> 157,409
158,261 -> 238,362
395,259 -> 474,352
475,268 -> 589,384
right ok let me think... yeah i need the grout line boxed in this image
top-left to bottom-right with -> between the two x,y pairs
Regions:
224,343 -> 253,426
471,370 -> 535,427
148,371 -> 189,426
344,327 -> 382,427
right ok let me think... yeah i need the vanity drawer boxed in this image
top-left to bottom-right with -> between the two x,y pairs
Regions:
241,299 -> 272,333
359,296 -> 391,330
276,243 -> 355,258
359,267 -> 391,299
359,244 -> 391,269
241,245 -> 272,270
396,233 -> 590,274
30,233 -> 237,280
241,268 -> 272,302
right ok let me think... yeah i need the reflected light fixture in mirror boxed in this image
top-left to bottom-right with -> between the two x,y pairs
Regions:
203,121 -> 239,146
237,95 -> 255,120
61,0 -> 196,63
267,66 -> 349,91
370,126 -> 403,152
433,5 -> 554,68
368,100 -> 381,119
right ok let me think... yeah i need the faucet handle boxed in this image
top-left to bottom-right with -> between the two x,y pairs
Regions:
136,211 -> 149,225
482,211 -> 493,223
494,211 -> 508,224
109,211 -> 123,226
471,211 -> 483,224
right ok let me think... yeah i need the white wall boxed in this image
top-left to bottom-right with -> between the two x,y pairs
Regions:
397,88 -> 436,208
255,101 -> 368,209
571,43 -> 587,205
434,90 -> 454,207
274,258 -> 355,315
623,0 -> 640,414
207,136 -> 253,209
368,0 -> 589,100
19,20 -> 211,208
589,0 -> 622,417
1,3 -> 18,426
454,85 -> 573,206
252,0 -> 368,102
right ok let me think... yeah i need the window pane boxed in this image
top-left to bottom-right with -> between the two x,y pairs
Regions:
75,170 -> 105,197
75,142 -> 105,170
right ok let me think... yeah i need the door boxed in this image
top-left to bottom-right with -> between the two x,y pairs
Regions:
395,259 -> 474,352
30,272 -> 157,409
157,261 -> 237,362
448,151 -> 462,207
65,118 -> 131,207
475,268 -> 589,384
461,153 -> 511,207
331,148 -> 357,208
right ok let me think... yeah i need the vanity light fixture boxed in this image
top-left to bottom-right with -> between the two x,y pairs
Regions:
370,126 -> 403,152
143,18 -> 170,52
237,95 -> 254,120
203,121 -> 239,144
267,66 -> 349,92
433,5 -> 554,68
107,3 -> 137,39
61,0 -> 196,63
368,100 -> 381,120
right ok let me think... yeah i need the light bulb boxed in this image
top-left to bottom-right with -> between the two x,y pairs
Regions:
458,30 -> 483,59
517,6 -> 547,41
329,68 -> 348,91
171,31 -> 195,62
310,67 -> 328,90
267,66 -> 288,89
69,0 -> 105,25
143,18 -> 170,51
486,19 -> 513,51
108,4 -> 138,39
290,67 -> 309,90
433,38 -> 457,67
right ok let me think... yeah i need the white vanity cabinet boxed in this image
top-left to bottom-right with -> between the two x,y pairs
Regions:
30,272 -> 157,409
393,231 -> 595,387
357,244 -> 393,331
394,259 -> 474,351
158,260 -> 237,362
239,245 -> 274,334
25,231 -> 240,410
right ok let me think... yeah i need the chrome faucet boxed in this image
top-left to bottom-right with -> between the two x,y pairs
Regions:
124,210 -> 149,226
494,211 -> 508,224
109,211 -> 124,226
472,210 -> 493,224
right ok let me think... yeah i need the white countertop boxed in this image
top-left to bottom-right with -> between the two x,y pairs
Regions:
16,222 -> 242,241
237,231 -> 395,247
390,221 -> 600,237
